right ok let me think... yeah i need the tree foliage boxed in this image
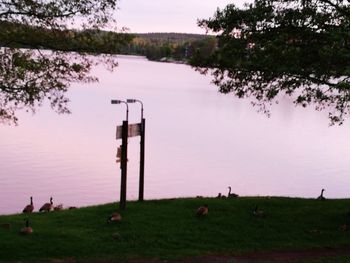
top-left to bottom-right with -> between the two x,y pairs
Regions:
192,0 -> 350,124
0,0 -> 124,124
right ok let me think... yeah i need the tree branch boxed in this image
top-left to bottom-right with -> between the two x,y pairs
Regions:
320,0 -> 350,17
0,9 -> 79,19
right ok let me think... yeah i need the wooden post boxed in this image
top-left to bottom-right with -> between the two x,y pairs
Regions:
120,120 -> 128,210
138,118 -> 146,201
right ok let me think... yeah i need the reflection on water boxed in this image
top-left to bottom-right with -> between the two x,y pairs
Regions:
1,55 -> 350,215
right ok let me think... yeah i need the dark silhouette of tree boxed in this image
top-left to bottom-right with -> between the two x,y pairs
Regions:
0,0 -> 124,124
191,0 -> 350,125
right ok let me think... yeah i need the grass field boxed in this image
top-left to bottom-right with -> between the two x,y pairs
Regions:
1,197 -> 350,262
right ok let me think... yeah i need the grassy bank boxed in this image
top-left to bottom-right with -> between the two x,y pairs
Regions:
1,197 -> 350,262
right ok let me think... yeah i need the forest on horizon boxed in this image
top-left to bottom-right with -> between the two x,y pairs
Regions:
0,21 -> 216,63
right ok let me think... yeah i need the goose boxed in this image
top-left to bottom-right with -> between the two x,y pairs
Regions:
217,193 -> 227,199
20,219 -> 33,235
108,212 -> 122,223
23,196 -> 34,213
39,197 -> 53,212
196,204 -> 208,216
317,189 -> 326,200
54,204 -> 63,211
228,187 -> 239,198
252,205 -> 266,218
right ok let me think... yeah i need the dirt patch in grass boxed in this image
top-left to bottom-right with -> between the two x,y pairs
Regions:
79,246 -> 350,263
169,246 -> 350,263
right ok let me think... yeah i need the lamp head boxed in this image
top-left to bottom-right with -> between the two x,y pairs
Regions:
111,99 -> 123,104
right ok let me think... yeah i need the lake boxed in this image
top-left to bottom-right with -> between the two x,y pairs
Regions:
1,55 -> 350,215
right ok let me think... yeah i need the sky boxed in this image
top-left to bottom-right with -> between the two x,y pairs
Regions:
116,1 -> 246,34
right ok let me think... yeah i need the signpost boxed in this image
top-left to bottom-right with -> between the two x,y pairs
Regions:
119,120 -> 128,210
126,99 -> 146,202
111,99 -> 129,210
113,99 -> 146,209
139,118 -> 146,201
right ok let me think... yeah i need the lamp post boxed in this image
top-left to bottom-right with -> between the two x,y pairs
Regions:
111,99 -> 129,209
127,99 -> 143,120
111,99 -> 129,121
127,99 -> 145,201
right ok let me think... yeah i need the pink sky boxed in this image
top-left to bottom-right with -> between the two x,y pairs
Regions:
116,0 -> 247,34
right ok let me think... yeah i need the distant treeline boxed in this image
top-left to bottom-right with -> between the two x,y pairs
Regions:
0,21 -> 133,54
0,21 -> 217,63
121,33 -> 217,63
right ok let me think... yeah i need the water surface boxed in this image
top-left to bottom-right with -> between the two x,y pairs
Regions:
1,55 -> 350,215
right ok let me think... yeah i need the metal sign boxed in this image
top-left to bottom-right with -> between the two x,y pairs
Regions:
116,147 -> 122,158
128,123 -> 142,138
116,125 -> 123,139
116,123 -> 141,139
